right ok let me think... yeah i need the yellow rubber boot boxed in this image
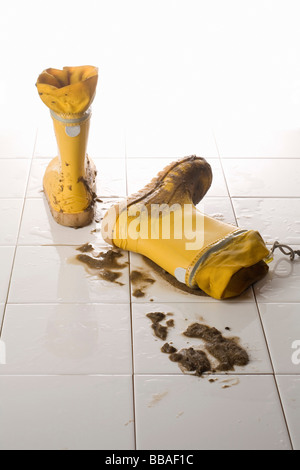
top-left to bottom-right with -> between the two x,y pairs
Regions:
36,66 -> 98,228
101,156 -> 270,300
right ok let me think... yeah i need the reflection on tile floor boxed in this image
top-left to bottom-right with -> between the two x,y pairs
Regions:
0,127 -> 300,450
0,375 -> 135,450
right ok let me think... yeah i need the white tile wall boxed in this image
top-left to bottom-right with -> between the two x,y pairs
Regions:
1,0 -> 300,450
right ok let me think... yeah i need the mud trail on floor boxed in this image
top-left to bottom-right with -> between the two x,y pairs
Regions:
75,244 -> 127,286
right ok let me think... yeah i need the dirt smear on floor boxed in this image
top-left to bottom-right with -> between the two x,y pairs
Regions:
183,323 -> 249,372
74,244 -> 127,286
146,312 -> 249,381
130,270 -> 156,298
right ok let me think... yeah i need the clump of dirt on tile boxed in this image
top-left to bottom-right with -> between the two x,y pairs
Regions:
183,323 -> 249,371
146,311 -> 249,380
143,256 -> 207,297
130,270 -> 155,298
75,244 -> 127,286
161,343 -> 177,354
169,348 -> 211,377
146,312 -> 168,340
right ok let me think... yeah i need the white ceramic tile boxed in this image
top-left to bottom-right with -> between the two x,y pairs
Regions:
215,127 -> 300,159
126,157 -> 228,197
0,199 -> 23,245
254,246 -> 300,303
126,120 -> 219,158
0,303 -> 132,375
94,158 -> 127,197
132,302 -> 272,375
276,376 -> 300,450
18,198 -> 120,246
0,126 -> 36,159
199,197 -> 236,225
33,124 -> 57,159
223,159 -> 300,197
259,304 -> 300,374
0,375 -> 134,450
26,158 -> 51,197
134,375 -> 291,450
27,158 -> 126,199
232,198 -> 300,245
0,247 -> 15,303
0,159 -> 31,198
88,113 -> 126,159
0,304 -> 4,328
8,246 -> 130,304
129,252 -> 254,303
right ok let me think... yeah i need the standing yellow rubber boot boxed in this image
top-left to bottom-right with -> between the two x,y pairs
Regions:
101,156 -> 270,300
36,66 -> 98,227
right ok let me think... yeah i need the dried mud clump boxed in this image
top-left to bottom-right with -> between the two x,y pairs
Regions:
146,312 -> 168,341
169,348 -> 211,377
146,312 -> 250,379
183,323 -> 249,371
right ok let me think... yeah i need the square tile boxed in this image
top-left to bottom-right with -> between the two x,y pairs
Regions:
0,159 -> 31,198
0,303 -> 132,375
0,199 -> 23,245
276,375 -> 300,450
232,198 -> 300,244
0,247 -> 15,303
0,127 -> 36,159
27,158 -> 126,199
254,246 -> 300,303
132,302 -> 272,375
8,246 -> 130,304
134,375 -> 291,450
0,375 -> 134,450
222,159 -> 300,197
126,157 -> 228,197
129,252 -> 254,303
259,303 -> 300,374
214,127 -> 300,159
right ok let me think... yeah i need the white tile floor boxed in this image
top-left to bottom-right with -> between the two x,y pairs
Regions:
1,0 -> 300,451
0,123 -> 299,451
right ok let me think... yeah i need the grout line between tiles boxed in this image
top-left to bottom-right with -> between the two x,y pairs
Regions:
212,130 -> 239,227
0,129 -> 38,337
214,128 -> 295,447
125,135 -> 138,451
253,286 -> 294,449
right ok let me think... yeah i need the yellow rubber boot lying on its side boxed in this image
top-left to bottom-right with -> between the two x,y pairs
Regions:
101,156 -> 270,300
36,66 -> 98,228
